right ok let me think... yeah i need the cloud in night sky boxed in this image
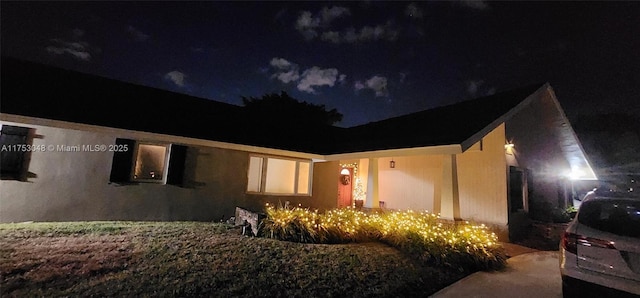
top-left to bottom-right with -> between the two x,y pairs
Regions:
269,58 -> 343,94
466,79 -> 496,97
339,74 -> 347,84
6,1 -> 634,128
321,21 -> 399,44
355,76 -> 388,97
46,38 -> 91,61
297,6 -> 397,44
270,57 -> 296,70
44,28 -> 99,61
270,57 -> 300,83
127,25 -> 150,42
405,3 -> 424,19
295,6 -> 350,40
165,71 -> 187,87
297,67 -> 340,93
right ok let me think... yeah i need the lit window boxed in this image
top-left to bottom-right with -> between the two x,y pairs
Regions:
132,143 -> 169,182
247,156 -> 264,192
109,138 -> 187,185
247,155 -> 311,195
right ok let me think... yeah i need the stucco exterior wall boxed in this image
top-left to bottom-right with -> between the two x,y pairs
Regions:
0,121 -> 332,223
456,123 -> 509,227
377,156 -> 442,211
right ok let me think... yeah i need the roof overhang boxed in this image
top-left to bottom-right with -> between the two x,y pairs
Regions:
322,144 -> 463,161
462,83 -> 597,180
545,86 -> 598,180
461,84 -> 546,151
0,113 -> 325,160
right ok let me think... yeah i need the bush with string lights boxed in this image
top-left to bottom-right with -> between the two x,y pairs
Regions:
260,204 -> 506,271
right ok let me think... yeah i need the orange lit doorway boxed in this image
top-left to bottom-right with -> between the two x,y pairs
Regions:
337,167 -> 353,208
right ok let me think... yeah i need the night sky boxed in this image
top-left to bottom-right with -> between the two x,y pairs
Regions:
2,1 -> 639,127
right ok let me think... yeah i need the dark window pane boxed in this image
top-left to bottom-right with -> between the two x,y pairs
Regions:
109,138 -> 135,183
167,145 -> 187,186
0,125 -> 30,180
578,199 -> 640,238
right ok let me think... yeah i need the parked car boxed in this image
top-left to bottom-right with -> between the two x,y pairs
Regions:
560,195 -> 640,297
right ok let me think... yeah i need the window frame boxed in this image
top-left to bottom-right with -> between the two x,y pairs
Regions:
0,124 -> 32,181
247,154 -> 312,196
130,142 -> 172,184
110,138 -> 187,186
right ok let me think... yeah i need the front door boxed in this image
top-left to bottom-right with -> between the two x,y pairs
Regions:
337,168 -> 353,208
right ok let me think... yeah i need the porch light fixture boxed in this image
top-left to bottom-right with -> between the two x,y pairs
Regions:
390,159 -> 395,168
340,168 -> 350,175
504,143 -> 515,155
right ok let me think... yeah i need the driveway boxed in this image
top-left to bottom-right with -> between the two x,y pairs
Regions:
430,250 -> 561,298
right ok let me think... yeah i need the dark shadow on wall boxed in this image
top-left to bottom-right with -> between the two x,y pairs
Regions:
0,125 -> 40,181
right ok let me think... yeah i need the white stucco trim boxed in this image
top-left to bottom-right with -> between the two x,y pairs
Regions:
0,113 -> 325,160
323,144 -> 463,161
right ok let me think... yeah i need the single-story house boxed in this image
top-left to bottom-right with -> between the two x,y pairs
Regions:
0,57 -> 596,240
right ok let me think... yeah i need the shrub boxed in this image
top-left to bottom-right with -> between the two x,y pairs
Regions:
261,205 -> 322,243
550,207 -> 571,223
260,205 -> 506,271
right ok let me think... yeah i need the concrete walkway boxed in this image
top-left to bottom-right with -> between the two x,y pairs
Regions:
431,251 -> 561,298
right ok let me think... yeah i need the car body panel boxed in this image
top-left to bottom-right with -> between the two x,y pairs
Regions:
560,196 -> 640,296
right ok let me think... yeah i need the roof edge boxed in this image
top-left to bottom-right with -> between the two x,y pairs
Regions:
0,113 -> 325,160
545,86 -> 598,180
323,144 -> 463,161
460,83 -> 549,151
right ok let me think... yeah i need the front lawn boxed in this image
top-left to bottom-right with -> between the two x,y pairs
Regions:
1,221 -> 470,297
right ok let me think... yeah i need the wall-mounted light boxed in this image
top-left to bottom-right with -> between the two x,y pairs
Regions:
504,143 -> 515,155
340,168 -> 350,175
390,159 -> 395,168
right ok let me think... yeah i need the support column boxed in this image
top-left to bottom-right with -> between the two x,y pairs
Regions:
440,154 -> 461,221
365,158 -> 379,209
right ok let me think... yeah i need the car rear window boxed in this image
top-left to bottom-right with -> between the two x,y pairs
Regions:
577,199 -> 640,238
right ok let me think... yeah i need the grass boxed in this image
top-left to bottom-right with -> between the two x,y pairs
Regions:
0,221 -> 469,297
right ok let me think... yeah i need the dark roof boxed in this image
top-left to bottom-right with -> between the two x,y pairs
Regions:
1,57 -> 543,155
332,83 -> 545,154
0,56 -> 344,154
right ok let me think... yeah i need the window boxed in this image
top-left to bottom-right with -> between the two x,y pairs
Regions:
0,125 -> 32,181
133,143 -> 169,182
109,138 -> 187,185
247,155 -> 312,195
578,199 -> 640,238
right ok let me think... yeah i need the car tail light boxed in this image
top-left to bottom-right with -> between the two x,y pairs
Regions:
578,236 -> 616,250
562,232 -> 616,254
562,232 -> 579,254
